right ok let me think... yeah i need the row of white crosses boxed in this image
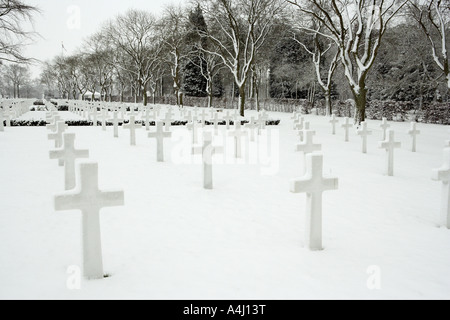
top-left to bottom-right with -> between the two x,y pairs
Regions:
45,110 -> 125,280
327,115 -> 422,176
291,114 -> 338,250
0,99 -> 32,130
299,113 -> 449,233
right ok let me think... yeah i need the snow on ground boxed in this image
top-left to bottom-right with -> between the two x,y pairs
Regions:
0,106 -> 449,300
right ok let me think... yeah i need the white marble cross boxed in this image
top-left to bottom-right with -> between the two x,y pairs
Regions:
380,118 -> 390,140
244,117 -> 257,142
164,110 -> 174,131
192,131 -> 224,189
290,152 -> 338,250
212,112 -> 220,135
378,130 -> 401,176
257,114 -> 267,134
4,108 -> 14,126
186,116 -> 200,144
329,115 -> 339,135
184,110 -> 192,122
228,120 -> 248,158
128,105 -> 138,117
297,121 -> 311,142
407,122 -> 420,152
54,162 -> 124,279
291,111 -> 300,120
46,115 -> 61,132
48,121 -> 68,148
293,116 -> 304,130
357,121 -> 372,154
123,115 -> 142,146
100,109 -> 108,131
341,117 -> 353,142
199,109 -> 208,127
154,105 -> 161,117
223,111 -> 233,130
432,148 -> 450,228
108,110 -> 120,138
148,121 -> 172,162
90,108 -> 99,127
143,107 -> 151,131
49,133 -> 89,190
296,130 -> 321,155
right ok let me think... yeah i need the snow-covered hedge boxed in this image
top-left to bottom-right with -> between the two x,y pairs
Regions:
331,100 -> 450,125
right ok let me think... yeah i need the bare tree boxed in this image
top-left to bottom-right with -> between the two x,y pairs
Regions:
198,0 -> 284,116
293,23 -> 339,116
159,5 -> 191,106
409,0 -> 449,91
3,62 -> 30,97
106,10 -> 163,105
287,0 -> 408,123
0,0 -> 40,63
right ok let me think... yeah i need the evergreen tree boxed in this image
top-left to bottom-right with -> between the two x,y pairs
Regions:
182,5 -> 208,97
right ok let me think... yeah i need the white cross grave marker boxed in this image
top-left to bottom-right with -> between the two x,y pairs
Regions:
293,116 -> 304,130
100,108 -> 108,131
329,114 -> 339,135
186,116 -> 200,144
48,121 -> 68,148
49,133 -> 89,190
90,108 -> 99,127
341,117 -> 353,142
407,122 -> 420,152
148,121 -> 172,162
192,131 -> 224,189
228,120 -> 248,158
244,117 -> 257,142
54,162 -> 124,279
290,152 -> 338,250
128,105 -> 138,117
143,107 -> 151,131
378,130 -> 401,176
357,121 -> 372,154
123,115 -> 141,146
199,109 -> 208,127
46,115 -> 61,132
164,110 -> 174,132
297,121 -> 312,141
212,112 -> 220,135
380,117 -> 390,140
296,130 -> 321,155
223,111 -> 233,130
108,110 -> 120,138
432,148 -> 450,228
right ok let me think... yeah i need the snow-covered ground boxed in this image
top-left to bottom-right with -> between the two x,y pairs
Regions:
0,106 -> 449,300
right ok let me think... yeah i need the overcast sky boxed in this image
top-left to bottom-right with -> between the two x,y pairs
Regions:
24,0 -> 181,78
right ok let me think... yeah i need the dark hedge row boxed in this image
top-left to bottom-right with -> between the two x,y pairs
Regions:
313,100 -> 450,125
4,119 -> 280,127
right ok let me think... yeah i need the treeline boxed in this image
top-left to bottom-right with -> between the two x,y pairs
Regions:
21,1 -> 450,119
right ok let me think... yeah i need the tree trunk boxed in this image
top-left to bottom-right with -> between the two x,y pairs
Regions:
143,89 -> 148,106
179,92 -> 183,107
238,84 -> 246,117
353,87 -> 367,124
207,93 -> 213,108
255,82 -> 260,112
324,90 -> 332,116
